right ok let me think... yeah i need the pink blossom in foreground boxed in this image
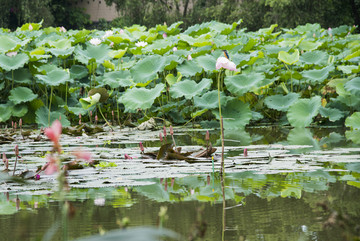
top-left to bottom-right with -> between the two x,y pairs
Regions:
43,156 -> 59,175
124,154 -> 132,159
6,51 -> 17,57
2,153 -> 8,170
73,149 -> 92,162
110,42 -> 114,47
44,120 -> 62,145
162,33 -> 167,38
216,57 -> 237,71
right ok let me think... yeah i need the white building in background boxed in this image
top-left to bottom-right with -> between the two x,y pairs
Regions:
73,0 -> 120,21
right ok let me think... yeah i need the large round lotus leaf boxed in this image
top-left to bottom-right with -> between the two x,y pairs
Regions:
143,39 -> 174,55
0,104 -> 12,122
337,65 -> 360,74
102,70 -> 132,88
74,44 -> 111,64
319,106 -> 345,122
88,88 -> 109,103
345,112 -> 360,130
107,34 -> 131,44
212,99 -> 252,129
176,60 -> 203,77
48,47 -> 75,58
195,54 -> 217,72
108,49 -> 127,59
264,93 -> 300,111
345,129 -> 360,144
11,104 -> 28,117
193,90 -> 230,109
169,78 -> 212,99
278,49 -> 299,65
5,68 -> 32,84
225,72 -> 265,96
301,65 -> 334,83
299,50 -> 328,65
70,65 -> 88,79
35,106 -> 70,127
9,87 -> 38,105
344,77 -> 360,96
130,55 -> 166,84
36,69 -> 72,86
118,84 -> 165,112
0,53 -> 29,71
0,35 -> 21,53
298,40 -> 322,51
48,39 -> 72,49
344,49 -> 360,61
262,45 -> 292,57
287,96 -> 321,128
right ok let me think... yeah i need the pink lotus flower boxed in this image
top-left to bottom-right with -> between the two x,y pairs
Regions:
44,120 -> 62,149
187,54 -> 192,61
216,57 -> 237,71
124,154 -> 132,159
244,148 -> 248,157
43,155 -> 59,175
59,26 -> 67,32
163,33 -> 167,38
90,38 -> 102,46
73,149 -> 92,162
29,24 -> 33,31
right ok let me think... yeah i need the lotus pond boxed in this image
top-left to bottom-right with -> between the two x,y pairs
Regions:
1,125 -> 360,241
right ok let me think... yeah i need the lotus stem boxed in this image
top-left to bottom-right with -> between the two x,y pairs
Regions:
48,86 -> 54,126
217,71 -> 225,174
98,106 -> 113,130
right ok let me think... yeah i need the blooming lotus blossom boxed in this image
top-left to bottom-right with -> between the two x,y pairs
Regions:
44,119 -> 62,151
216,57 -> 237,71
103,30 -> 113,39
59,26 -> 67,32
187,54 -> 192,61
135,41 -> 147,47
119,29 -> 124,34
90,38 -> 102,46
6,51 -> 17,57
73,149 -> 92,162
29,24 -> 33,31
163,33 -> 167,38
110,42 -> 114,47
172,47 -> 177,52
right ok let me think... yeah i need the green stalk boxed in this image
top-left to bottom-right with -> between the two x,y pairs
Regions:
48,86 -> 54,126
217,71 -> 225,174
98,105 -> 113,130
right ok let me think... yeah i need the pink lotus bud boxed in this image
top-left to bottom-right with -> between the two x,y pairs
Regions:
159,132 -> 163,142
59,26 -> 66,32
95,115 -> 98,124
2,152 -> 7,163
205,130 -> 209,141
110,42 -> 114,47
139,142 -> 144,153
207,175 -> 210,185
124,154 -> 132,159
14,145 -> 19,157
313,33 -> 316,38
44,120 -> 62,145
170,125 -> 174,135
90,111 -> 93,117
19,118 -> 22,128
163,33 -> 167,38
12,121 -> 14,129
187,54 -> 192,60
244,148 -> 248,157
119,29 -> 124,34
35,174 -> 40,180
172,47 -> 177,52
79,114 -> 82,125
14,122 -> 17,130
43,156 -> 59,175
190,189 -> 194,195
3,153 -> 8,170
171,177 -> 174,187
29,24 -> 33,31
163,126 -> 167,137
112,110 -> 114,117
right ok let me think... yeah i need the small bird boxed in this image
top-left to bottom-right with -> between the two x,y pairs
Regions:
222,50 -> 230,59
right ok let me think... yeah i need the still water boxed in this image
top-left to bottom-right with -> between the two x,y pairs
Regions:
0,126 -> 359,240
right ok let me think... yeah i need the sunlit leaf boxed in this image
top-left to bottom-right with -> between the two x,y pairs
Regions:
299,50 -> 328,65
278,49 -> 299,65
287,96 -> 321,127
74,44 -> 111,64
169,78 -> 212,99
0,35 -> 22,53
195,54 -> 217,72
9,87 -> 38,105
119,84 -> 165,112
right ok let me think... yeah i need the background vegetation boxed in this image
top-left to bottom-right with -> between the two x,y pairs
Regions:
0,0 -> 359,31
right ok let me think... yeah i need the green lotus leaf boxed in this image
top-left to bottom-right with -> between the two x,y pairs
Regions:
287,128 -> 319,149
176,60 -> 203,77
142,39 -> 174,55
36,69 -> 72,86
5,68 -> 32,84
20,22 -> 42,31
165,72 -> 182,86
0,81 -> 4,91
0,35 -> 21,53
287,96 -> 321,128
299,50 -> 328,65
11,104 -> 28,117
80,93 -> 101,109
107,34 -> 132,44
258,24 -> 278,36
344,77 -> 360,96
9,87 -> 38,105
264,93 -> 300,111
0,53 -> 29,71
0,103 -> 12,122
48,39 -> 72,49
69,29 -> 91,44
108,49 -> 127,59
345,129 -> 360,144
278,49 -> 299,65
262,45 -> 292,57
102,70 -> 132,88
193,90 -> 230,109
130,55 -> 166,83
74,44 -> 111,64
302,65 -> 334,83
319,106 -> 345,122
169,78 -> 212,99
70,65 -> 88,79
48,47 -> 75,58
344,49 -> 360,61
118,83 -> 165,112
298,40 -> 322,51
337,65 -> 360,74
345,112 -> 360,130
191,108 -> 208,118
35,106 -> 70,127
225,72 -> 265,96
65,106 -> 88,116
281,186 -> 302,199
294,23 -> 321,34
212,99 -> 252,129
195,54 -> 217,72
